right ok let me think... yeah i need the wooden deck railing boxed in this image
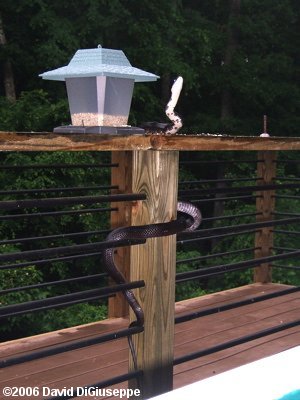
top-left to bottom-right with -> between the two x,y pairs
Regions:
0,132 -> 299,399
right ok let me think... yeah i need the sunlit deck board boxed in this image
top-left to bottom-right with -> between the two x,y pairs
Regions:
0,283 -> 299,399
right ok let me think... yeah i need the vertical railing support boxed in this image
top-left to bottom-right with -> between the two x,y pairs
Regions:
109,151 -> 133,318
254,150 -> 277,283
129,150 -> 179,399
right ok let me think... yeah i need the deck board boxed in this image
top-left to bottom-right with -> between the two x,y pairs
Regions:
1,283 -> 299,399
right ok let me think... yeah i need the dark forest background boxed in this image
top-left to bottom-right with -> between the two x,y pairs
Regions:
0,0 -> 299,135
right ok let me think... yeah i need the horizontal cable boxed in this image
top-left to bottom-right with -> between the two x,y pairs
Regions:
180,160 -> 259,165
272,264 -> 300,270
0,206 -> 117,221
0,273 -> 107,295
0,229 -> 110,246
0,324 -> 143,368
177,247 -> 257,265
0,185 -> 117,196
277,159 -> 300,164
275,177 -> 300,182
175,286 -> 300,324
189,195 -> 259,204
179,216 -> 300,242
176,250 -> 300,282
0,280 -> 145,319
0,238 -> 146,263
0,251 -> 105,271
0,163 -> 118,169
272,246 -> 298,252
273,230 -> 300,236
274,195 -> 300,200
272,212 -> 300,217
177,229 -> 258,245
174,318 -> 300,366
179,182 -> 300,198
0,193 -> 146,211
201,212 -> 259,223
179,177 -> 260,186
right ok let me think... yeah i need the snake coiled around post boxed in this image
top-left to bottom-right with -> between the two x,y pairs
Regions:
102,201 -> 202,327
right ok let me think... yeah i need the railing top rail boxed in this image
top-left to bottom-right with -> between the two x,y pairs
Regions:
0,131 -> 299,151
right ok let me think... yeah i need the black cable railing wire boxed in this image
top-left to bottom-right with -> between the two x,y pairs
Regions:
175,286 -> 300,325
176,250 -> 300,282
0,229 -> 110,246
1,157 -> 299,385
0,322 -> 144,368
272,264 -> 300,270
0,161 -> 146,393
178,177 -> 261,186
178,182 -> 300,199
0,177 -> 145,381
180,159 -> 261,165
175,157 -> 300,369
190,195 -> 260,204
0,237 -> 145,264
174,318 -> 300,366
0,206 -> 117,221
0,272 -> 107,295
0,251 -> 105,271
0,280 -> 145,319
272,212 -> 300,217
177,247 -> 258,266
178,215 -> 300,242
200,212 -> 260,223
0,163 -> 118,169
0,185 -> 118,196
0,193 -> 146,211
176,217 -> 300,249
276,159 -> 300,164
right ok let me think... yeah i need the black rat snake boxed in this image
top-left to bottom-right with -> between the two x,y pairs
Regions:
102,201 -> 202,327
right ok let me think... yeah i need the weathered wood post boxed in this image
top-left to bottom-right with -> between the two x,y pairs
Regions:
254,151 -> 277,283
109,151 -> 133,317
129,150 -> 179,399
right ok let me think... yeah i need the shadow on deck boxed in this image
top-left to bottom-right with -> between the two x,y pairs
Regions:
1,283 -> 300,399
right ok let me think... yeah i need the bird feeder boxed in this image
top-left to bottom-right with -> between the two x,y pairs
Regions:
39,46 -> 159,134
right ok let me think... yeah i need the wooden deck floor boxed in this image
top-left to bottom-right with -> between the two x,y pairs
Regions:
1,283 -> 300,399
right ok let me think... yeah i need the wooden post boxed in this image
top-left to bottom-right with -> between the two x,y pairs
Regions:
108,151 -> 133,318
129,150 -> 179,399
254,151 -> 277,283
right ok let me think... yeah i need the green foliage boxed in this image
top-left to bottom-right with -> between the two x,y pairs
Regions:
0,151 -> 111,340
176,250 -> 207,301
0,90 -> 69,131
0,0 -> 298,134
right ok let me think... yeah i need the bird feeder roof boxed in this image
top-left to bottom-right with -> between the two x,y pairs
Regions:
39,46 -> 159,82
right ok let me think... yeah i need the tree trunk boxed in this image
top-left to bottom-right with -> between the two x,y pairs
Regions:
220,0 -> 240,121
0,11 -> 16,102
212,0 -> 240,250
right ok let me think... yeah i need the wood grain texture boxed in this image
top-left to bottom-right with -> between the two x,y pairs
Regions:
254,151 -> 277,283
1,283 -> 299,400
129,150 -> 179,398
0,131 -> 300,151
108,152 -> 133,318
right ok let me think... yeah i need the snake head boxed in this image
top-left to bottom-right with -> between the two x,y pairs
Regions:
170,76 -> 183,104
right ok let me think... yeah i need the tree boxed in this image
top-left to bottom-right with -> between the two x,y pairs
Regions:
0,11 -> 16,101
